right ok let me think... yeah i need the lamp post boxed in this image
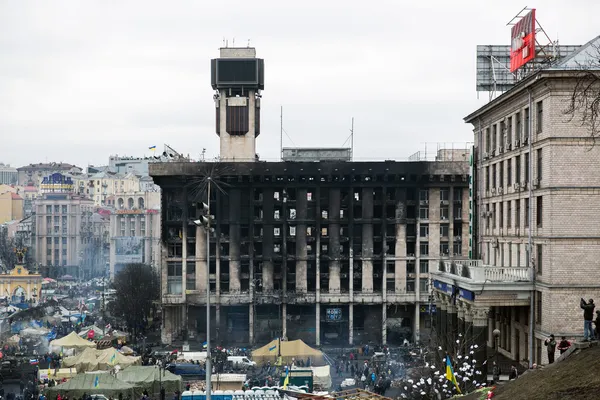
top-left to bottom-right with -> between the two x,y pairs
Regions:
493,328 -> 500,382
192,177 -> 213,400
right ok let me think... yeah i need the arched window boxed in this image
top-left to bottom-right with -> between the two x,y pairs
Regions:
128,198 -> 134,209
138,197 -> 145,209
118,198 -> 124,209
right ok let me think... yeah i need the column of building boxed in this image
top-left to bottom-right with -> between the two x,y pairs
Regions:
471,306 -> 490,379
395,187 -> 408,339
457,302 -> 466,354
229,189 -> 241,292
329,189 -> 341,292
361,188 -> 374,292
296,189 -> 308,292
262,188 -> 275,291
348,189 -> 355,345
447,299 -> 458,350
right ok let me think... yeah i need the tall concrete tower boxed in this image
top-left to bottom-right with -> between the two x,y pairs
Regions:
211,48 -> 265,161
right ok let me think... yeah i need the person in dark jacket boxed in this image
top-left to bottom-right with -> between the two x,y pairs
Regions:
557,336 -> 571,355
509,365 -> 518,380
594,310 -> 600,340
544,334 -> 556,363
580,298 -> 595,341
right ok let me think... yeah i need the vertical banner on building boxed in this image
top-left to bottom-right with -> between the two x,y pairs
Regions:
468,147 -> 474,259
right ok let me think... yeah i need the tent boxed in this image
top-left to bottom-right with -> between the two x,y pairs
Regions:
50,331 -> 96,350
63,347 -> 100,372
252,339 -> 325,366
45,372 -> 136,399
117,366 -> 182,395
20,327 -> 50,337
63,347 -> 141,373
79,325 -> 105,339
308,365 -> 332,390
96,347 -> 141,370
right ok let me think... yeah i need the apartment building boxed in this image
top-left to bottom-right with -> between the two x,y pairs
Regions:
0,163 -> 18,185
431,37 -> 600,370
33,172 -> 101,278
17,162 -> 81,186
109,190 -> 161,278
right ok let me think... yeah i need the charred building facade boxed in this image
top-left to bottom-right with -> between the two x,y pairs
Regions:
151,160 -> 470,346
151,46 -> 470,346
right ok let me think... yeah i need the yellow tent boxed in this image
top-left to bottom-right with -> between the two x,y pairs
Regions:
252,339 -> 324,366
62,347 -> 141,373
62,347 -> 100,372
50,331 -> 96,350
96,347 -> 141,370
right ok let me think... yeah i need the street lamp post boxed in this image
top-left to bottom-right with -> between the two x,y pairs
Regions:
193,177 -> 213,400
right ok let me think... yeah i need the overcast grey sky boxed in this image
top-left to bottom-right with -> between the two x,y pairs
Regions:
1,0 -> 599,168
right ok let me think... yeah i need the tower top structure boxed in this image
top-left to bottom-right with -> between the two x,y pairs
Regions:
211,47 -> 265,161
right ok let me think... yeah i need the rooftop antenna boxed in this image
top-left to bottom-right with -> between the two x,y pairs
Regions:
233,37 -> 235,47
350,117 -> 354,161
222,37 -> 226,47
247,38 -> 251,48
226,39 -> 228,48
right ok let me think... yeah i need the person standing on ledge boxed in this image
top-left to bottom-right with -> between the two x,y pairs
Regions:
544,334 -> 556,364
580,298 -> 596,341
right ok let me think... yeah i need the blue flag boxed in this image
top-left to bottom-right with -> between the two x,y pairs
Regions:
269,345 -> 277,352
93,375 -> 99,388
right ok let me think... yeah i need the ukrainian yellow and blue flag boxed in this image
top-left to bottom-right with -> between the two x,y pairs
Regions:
445,356 -> 461,394
93,375 -> 100,388
149,146 -> 157,151
283,369 -> 290,389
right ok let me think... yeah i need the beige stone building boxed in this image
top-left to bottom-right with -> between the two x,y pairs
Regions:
432,38 -> 600,370
0,188 -> 23,224
33,172 -> 99,278
108,190 -> 161,278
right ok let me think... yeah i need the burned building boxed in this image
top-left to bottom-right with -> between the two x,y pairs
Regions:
151,160 -> 470,346
150,46 -> 470,346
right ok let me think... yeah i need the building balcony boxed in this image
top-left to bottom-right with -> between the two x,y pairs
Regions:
432,259 -> 533,306
436,259 -> 531,283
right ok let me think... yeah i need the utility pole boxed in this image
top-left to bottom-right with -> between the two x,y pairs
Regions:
205,178 -> 212,399
192,180 -> 214,399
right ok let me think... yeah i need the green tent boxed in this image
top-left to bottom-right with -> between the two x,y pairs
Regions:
117,366 -> 182,395
45,373 -> 137,400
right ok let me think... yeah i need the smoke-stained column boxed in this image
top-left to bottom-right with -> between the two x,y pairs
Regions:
282,303 -> 288,339
349,304 -> 354,345
296,189 -> 308,293
413,304 -> 421,343
362,188 -> 374,292
395,188 -> 407,293
329,189 -> 341,292
262,189 -> 274,292
249,304 -> 255,345
195,224 -> 207,292
229,189 -> 241,292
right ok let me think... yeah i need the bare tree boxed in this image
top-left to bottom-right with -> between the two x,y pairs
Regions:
563,43 -> 600,140
110,263 -> 159,339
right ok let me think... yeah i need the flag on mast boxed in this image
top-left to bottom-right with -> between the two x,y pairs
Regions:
445,355 -> 462,394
